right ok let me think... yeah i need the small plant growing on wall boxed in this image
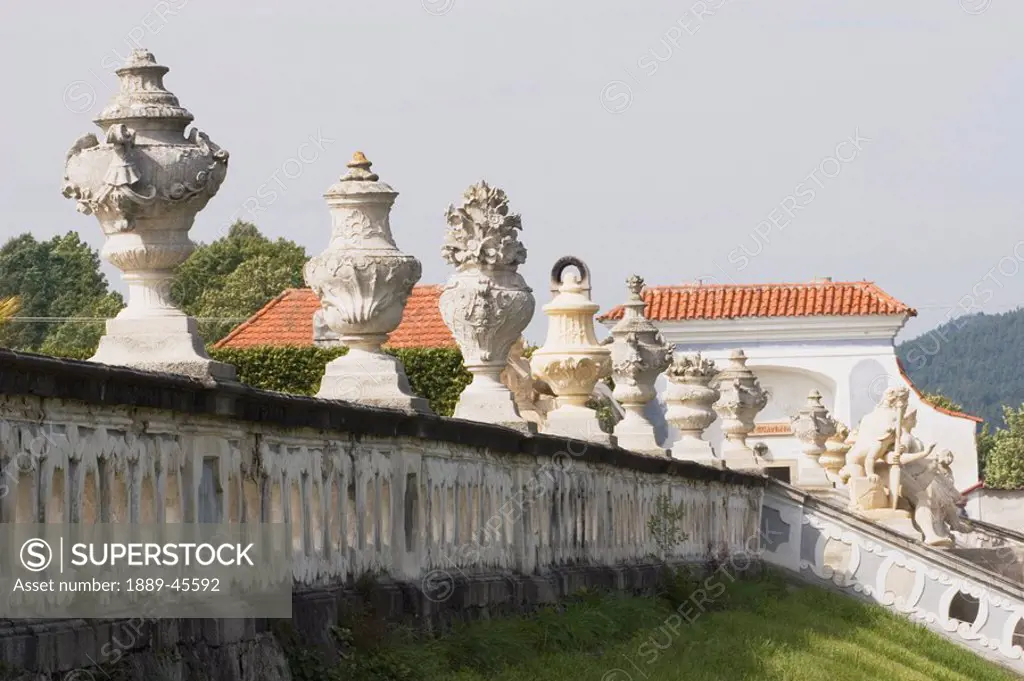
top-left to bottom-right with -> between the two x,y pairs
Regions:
647,493 -> 688,561
647,493 -> 699,609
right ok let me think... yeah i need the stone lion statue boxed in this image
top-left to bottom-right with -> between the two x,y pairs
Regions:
839,386 -> 909,484
839,385 -> 970,547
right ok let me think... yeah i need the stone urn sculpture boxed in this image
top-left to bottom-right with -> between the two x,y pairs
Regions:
530,257 -> 613,444
439,181 -> 535,431
609,275 -> 672,455
820,421 -> 852,478
665,352 -> 721,465
61,49 -> 234,382
712,350 -> 768,470
790,389 -> 837,489
304,152 -> 431,414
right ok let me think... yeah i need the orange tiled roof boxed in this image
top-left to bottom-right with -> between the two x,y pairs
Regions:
598,281 -> 916,322
213,286 -> 455,350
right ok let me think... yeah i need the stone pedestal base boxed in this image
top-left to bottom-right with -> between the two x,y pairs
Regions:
543,404 -> 615,446
90,316 -> 236,383
454,372 -> 536,433
670,437 -> 719,466
848,476 -> 889,511
317,349 -> 432,415
862,507 -> 919,540
720,441 -> 761,471
796,459 -> 834,490
614,411 -> 665,456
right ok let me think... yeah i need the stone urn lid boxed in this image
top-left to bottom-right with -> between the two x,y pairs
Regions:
324,151 -> 398,201
94,49 -> 194,133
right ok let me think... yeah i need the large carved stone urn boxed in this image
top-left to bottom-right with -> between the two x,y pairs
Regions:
665,352 -> 721,465
790,389 -> 837,489
439,182 -> 535,431
609,275 -> 672,455
712,350 -> 768,470
530,258 -> 613,444
303,152 -> 431,414
61,49 -> 234,382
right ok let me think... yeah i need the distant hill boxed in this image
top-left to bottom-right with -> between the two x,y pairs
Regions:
897,309 -> 1024,428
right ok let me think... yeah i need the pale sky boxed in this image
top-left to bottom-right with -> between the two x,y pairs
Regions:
2,0 -> 1022,343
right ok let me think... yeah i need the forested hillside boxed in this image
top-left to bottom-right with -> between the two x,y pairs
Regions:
897,309 -> 1024,427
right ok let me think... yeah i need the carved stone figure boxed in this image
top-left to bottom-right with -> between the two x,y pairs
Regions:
898,448 -> 972,547
531,258 -> 613,444
839,387 -> 971,546
664,352 -> 720,464
840,386 -> 908,484
711,350 -> 768,469
790,390 -> 837,488
439,182 -> 535,430
61,49 -> 234,382
304,152 -> 431,413
609,276 -> 673,455
500,338 -> 550,426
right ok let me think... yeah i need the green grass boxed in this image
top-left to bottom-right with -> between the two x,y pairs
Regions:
291,571 -> 1018,681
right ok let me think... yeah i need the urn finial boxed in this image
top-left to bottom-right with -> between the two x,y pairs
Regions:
341,151 -> 380,182
95,48 -> 193,132
626,274 -> 645,299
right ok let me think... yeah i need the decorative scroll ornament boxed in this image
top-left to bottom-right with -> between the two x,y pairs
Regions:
304,152 -> 430,413
439,183 -> 535,429
60,48 -> 233,382
609,275 -> 672,455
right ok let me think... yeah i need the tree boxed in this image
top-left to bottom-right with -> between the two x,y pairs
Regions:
37,292 -> 124,357
981,405 -> 1024,490
173,221 -> 307,342
0,232 -> 116,350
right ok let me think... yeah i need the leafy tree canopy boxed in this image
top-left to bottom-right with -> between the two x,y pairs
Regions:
173,221 -> 307,342
0,232 -> 119,350
982,405 -> 1024,490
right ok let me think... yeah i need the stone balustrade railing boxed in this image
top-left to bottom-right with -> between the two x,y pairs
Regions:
762,481 -> 1024,674
0,349 -> 765,590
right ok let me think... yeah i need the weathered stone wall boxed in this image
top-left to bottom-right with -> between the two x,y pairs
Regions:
0,349 -> 764,679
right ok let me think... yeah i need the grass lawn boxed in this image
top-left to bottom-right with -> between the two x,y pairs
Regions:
294,571 -> 1018,681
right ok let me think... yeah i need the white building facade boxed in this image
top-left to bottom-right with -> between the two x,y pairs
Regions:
600,279 -> 984,517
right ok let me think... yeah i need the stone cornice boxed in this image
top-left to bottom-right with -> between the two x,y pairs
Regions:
603,314 -> 911,345
0,348 -> 764,489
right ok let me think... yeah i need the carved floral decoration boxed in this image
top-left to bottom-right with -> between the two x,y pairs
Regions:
442,182 -> 527,270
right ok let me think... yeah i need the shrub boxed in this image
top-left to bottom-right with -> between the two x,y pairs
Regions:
207,345 -> 471,417
39,342 -> 473,417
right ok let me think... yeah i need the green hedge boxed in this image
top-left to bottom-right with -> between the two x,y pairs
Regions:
39,343 -> 473,417
207,345 -> 471,417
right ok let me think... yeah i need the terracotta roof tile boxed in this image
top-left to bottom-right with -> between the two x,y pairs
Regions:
599,280 -> 916,322
213,286 -> 455,350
